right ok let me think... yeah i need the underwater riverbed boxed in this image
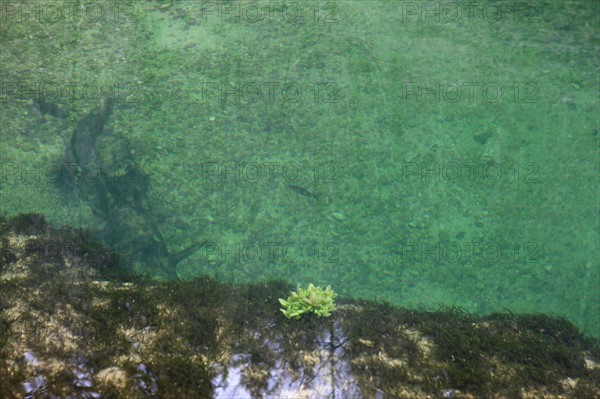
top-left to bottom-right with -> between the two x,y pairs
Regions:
0,2 -> 599,394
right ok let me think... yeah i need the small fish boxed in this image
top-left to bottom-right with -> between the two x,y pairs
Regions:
288,184 -> 318,200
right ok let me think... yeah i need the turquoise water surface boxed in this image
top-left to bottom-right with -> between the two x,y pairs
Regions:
1,1 -> 598,338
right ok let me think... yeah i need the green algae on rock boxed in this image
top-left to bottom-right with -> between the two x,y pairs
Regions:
0,214 -> 599,398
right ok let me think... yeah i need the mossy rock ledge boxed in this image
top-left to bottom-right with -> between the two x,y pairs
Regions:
0,214 -> 599,398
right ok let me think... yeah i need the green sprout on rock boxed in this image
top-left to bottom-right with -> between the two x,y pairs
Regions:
279,283 -> 337,320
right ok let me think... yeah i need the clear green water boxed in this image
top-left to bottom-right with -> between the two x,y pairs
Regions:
1,1 -> 598,338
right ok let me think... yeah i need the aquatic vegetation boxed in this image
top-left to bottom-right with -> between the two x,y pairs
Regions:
279,284 -> 337,320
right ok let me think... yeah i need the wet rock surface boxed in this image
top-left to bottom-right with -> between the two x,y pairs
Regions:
1,214 -> 599,398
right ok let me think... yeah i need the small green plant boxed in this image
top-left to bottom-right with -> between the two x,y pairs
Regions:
279,283 -> 337,320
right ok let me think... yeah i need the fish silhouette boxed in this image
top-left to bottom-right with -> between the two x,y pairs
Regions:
288,184 -> 319,200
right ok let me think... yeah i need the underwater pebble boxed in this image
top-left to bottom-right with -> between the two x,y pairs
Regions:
331,212 -> 345,221
96,367 -> 128,390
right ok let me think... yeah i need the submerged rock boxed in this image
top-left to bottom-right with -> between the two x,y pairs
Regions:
0,214 -> 599,398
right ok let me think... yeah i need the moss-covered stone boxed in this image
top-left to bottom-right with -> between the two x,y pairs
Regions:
0,214 -> 598,398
